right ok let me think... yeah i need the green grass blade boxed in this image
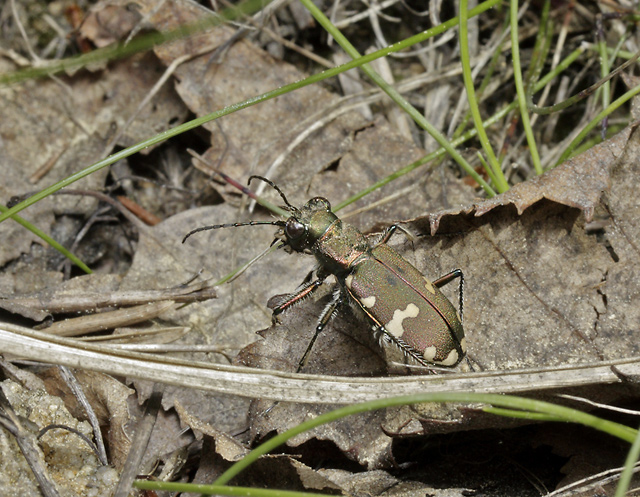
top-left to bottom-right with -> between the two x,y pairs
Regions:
298,0 -> 497,197
509,0 -> 542,175
133,480 -> 330,496
615,424 -> 640,497
0,205 -> 91,274
459,0 -> 508,192
213,393 -> 637,486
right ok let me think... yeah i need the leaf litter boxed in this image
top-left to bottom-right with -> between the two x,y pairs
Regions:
0,0 -> 639,495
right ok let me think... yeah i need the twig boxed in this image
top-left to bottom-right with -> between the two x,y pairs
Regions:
2,323 -> 640,405
0,388 -> 62,497
57,366 -> 109,465
113,386 -> 164,497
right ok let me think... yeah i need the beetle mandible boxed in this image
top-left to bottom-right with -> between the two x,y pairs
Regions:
183,176 -> 466,371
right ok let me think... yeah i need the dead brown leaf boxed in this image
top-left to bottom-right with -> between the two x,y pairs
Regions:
405,124 -> 640,370
0,378 -> 119,496
39,368 -> 134,469
174,400 -> 248,461
0,49 -> 187,301
229,455 -> 344,494
236,303 -> 395,468
427,123 -> 636,231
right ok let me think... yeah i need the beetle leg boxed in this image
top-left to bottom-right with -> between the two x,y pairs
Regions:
432,268 -> 464,322
373,224 -> 415,247
271,277 -> 326,323
375,324 -> 437,369
296,286 -> 345,373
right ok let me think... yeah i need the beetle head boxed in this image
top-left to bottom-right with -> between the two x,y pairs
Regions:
283,197 -> 337,252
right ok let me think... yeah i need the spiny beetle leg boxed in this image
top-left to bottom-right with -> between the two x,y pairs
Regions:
374,322 -> 431,369
271,277 -> 326,323
376,224 -> 415,247
296,287 -> 344,373
432,269 -> 464,322
260,286 -> 341,419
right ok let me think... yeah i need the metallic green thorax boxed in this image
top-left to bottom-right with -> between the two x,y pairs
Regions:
280,197 -> 466,368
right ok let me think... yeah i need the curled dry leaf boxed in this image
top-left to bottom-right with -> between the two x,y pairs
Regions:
405,123 -> 640,371
174,400 -> 248,462
426,123 -> 637,233
228,456 -> 344,494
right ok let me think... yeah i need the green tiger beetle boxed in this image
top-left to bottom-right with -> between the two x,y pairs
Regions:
183,176 -> 466,372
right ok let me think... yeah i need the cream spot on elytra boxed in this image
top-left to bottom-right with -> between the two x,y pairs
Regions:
360,295 -> 376,308
424,278 -> 436,294
385,303 -> 419,338
423,346 -> 437,362
437,348 -> 459,366
345,275 -> 354,289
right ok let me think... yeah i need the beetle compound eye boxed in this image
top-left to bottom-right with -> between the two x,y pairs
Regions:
310,197 -> 331,211
285,219 -> 306,240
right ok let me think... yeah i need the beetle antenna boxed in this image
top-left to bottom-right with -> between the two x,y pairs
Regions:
182,220 -> 286,244
248,175 -> 297,212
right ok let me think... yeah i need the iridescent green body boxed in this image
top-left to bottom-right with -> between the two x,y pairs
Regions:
280,197 -> 466,368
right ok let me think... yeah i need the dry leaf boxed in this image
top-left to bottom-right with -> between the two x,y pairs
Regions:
0,379 -> 119,496
236,302 -> 394,468
79,4 -> 142,48
405,125 -> 640,370
426,123 -> 636,231
39,368 -> 134,469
